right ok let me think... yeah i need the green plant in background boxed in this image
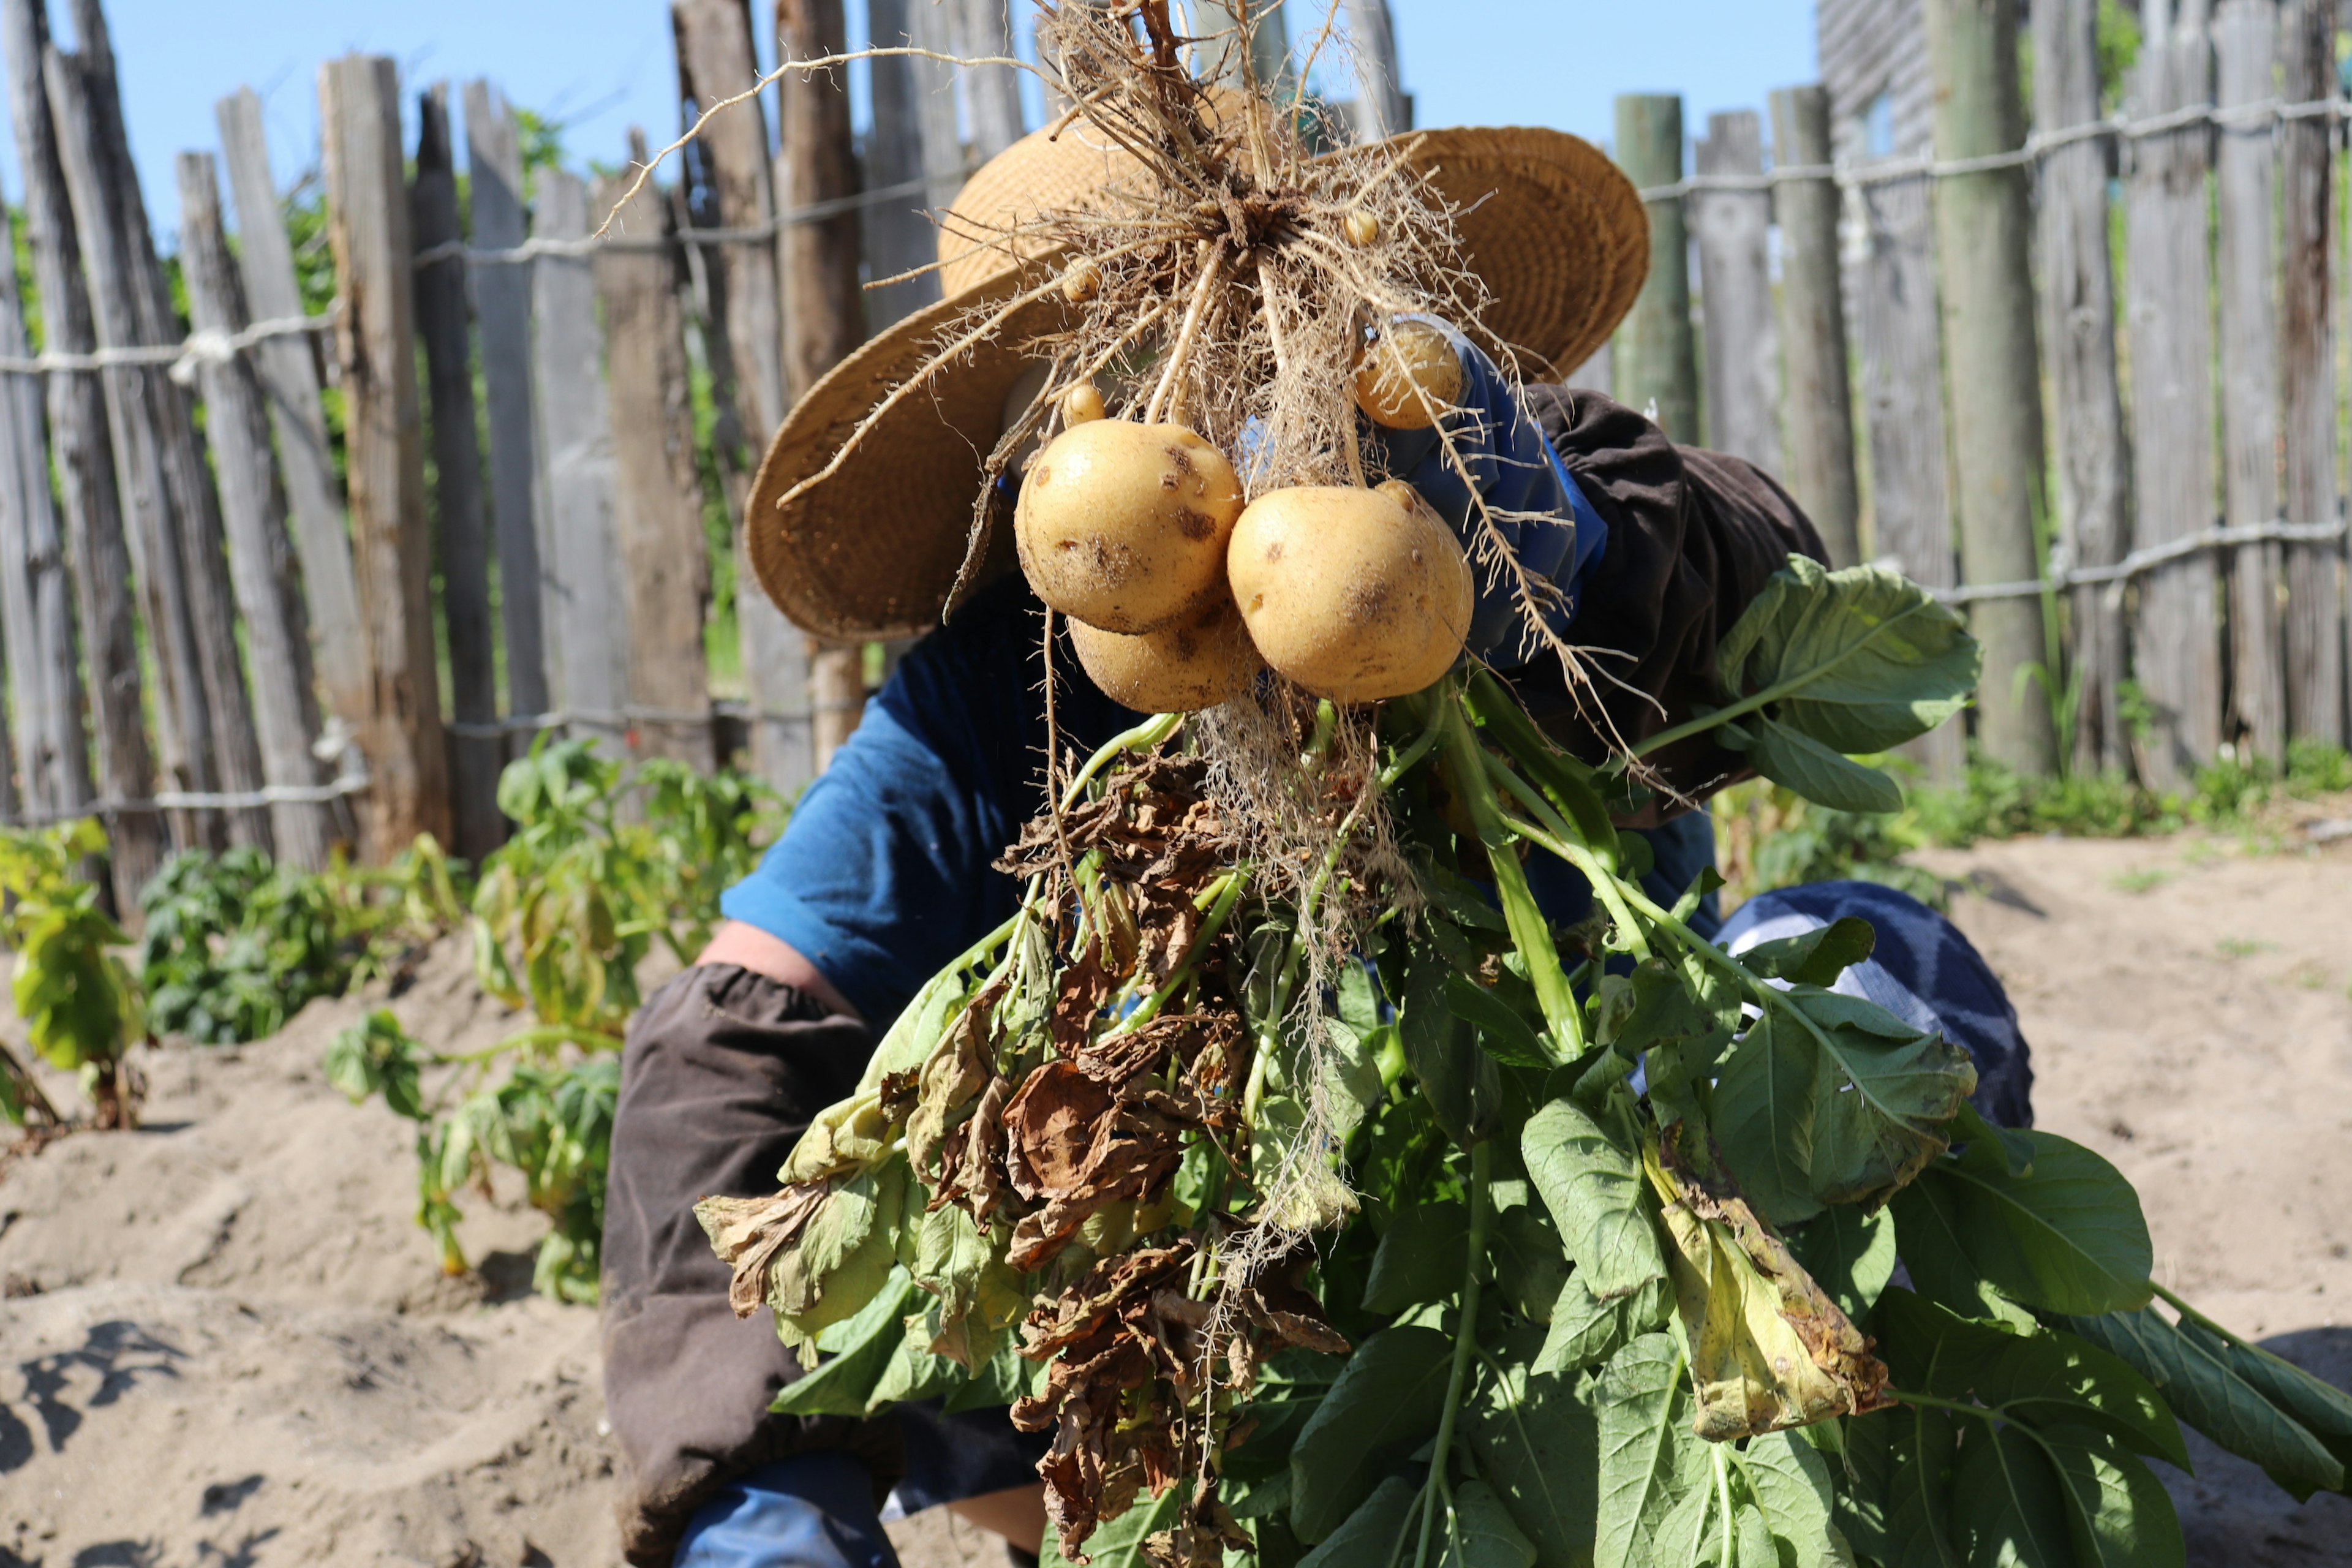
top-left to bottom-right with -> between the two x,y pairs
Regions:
1711,776 -> 1947,914
335,737 -> 785,1302
0,819 -> 147,1127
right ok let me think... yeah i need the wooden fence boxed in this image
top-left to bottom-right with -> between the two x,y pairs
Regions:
1610,0 -> 2352,793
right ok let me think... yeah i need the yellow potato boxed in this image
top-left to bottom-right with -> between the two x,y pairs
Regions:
1227,483 -> 1474,703
1068,594 -> 1262,713
1353,318 -> 1463,430
1016,420 -> 1245,635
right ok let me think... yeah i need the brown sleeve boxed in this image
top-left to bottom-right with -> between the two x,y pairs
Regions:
1510,386 -> 1828,812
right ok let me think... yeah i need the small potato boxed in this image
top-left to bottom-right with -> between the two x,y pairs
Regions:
1017,420 -> 1245,635
1227,483 -> 1474,703
1069,594 -> 1262,713
1354,318 -> 1463,430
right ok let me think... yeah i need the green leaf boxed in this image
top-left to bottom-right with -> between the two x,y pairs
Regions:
1405,939 -> 1501,1148
864,1304 -> 962,1413
1714,554 -> 1981,755
2065,1308 -> 2345,1499
1297,1475 -> 1419,1568
1746,714 -> 1905,813
1444,1479 -> 1539,1568
1487,1203 -> 1572,1324
1535,1273 -> 1670,1377
1735,916 -> 1877,989
1446,971 -> 1555,1069
1469,1357 -> 1600,1567
1788,1204 -> 1898,1322
1916,1132 -> 2155,1315
2040,1423 -> 2187,1568
1291,1325 -> 1455,1542
1593,1333 -> 1709,1568
1853,1401 -> 1962,1568
2181,1317 -> 2352,1449
1951,1422 -> 2074,1568
1734,1429 -> 1840,1568
771,1272 -> 915,1417
1365,1200 -> 1472,1313
1523,1099 -> 1665,1302
1890,1172 -> 2040,1330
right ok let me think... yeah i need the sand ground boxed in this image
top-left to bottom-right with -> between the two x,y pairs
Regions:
4,819 -> 2350,1566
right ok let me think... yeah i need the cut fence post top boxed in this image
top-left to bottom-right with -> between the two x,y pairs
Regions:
0,0 -> 160,902
1691,108 -> 1781,475
595,134 -> 715,768
176,148 -> 336,872
320,53 -> 453,858
1613,94 -> 1700,445
1925,0 -> 2057,776
462,77 -> 552,725
413,83 -> 503,862
1768,85 -> 1860,569
217,86 -> 371,742
2278,0 -> 2343,745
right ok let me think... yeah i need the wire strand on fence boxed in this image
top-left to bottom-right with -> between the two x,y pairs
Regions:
1899,518 -> 2350,606
1636,94 -> 2352,201
0,761 -> 371,830
443,699 -> 816,740
0,304 -> 337,383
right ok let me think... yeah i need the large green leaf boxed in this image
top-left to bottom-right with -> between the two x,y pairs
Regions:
1406,938 -> 1502,1147
2065,1307 -> 2345,1498
1789,1204 -> 1899,1322
1444,1479 -> 1540,1568
2184,1318 -> 2352,1462
1469,1359 -> 1600,1567
1951,1422 -> 2075,1568
1593,1333 -> 1709,1568
1745,714 -> 1905,813
1447,971 -> 1556,1070
1915,1133 -> 2155,1315
1536,1273 -> 1670,1378
1365,1200 -> 1472,1313
1297,1476 -> 1419,1568
1714,554 -> 1981,755
1735,1430 -> 1841,1568
1523,1099 -> 1665,1302
1735,916 -> 1877,989
1714,988 -> 1976,1227
1850,1403 -> 1963,1568
1487,1203 -> 1572,1324
771,1272 -> 916,1417
1291,1325 -> 1455,1542
2039,1423 -> 2187,1568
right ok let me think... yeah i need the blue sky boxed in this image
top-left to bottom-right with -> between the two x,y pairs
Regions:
45,0 -> 1818,239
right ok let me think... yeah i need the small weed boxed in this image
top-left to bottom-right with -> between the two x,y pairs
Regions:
2109,868 -> 2174,895
2214,937 -> 2277,962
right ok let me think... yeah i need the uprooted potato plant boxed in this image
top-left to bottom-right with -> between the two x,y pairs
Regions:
681,6 -> 2352,1566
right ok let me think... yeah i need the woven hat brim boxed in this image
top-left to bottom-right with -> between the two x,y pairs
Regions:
752,125 -> 1648,640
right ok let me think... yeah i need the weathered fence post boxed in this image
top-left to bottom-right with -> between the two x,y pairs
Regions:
2125,0 -> 2223,788
411,86 -> 503,861
779,0 -> 871,770
1924,0 -> 2057,776
2280,0 -> 2343,746
1613,96 -> 1699,442
1767,86 -> 1860,569
0,199 -> 91,824
2214,0 -> 2286,763
1344,0 -> 1408,140
319,54 -> 453,857
217,87 -> 371,765
864,0 -> 944,325
532,170 -> 634,753
1691,110 -> 1779,473
0,0 -> 158,902
176,151 -> 337,871
2032,0 -> 2133,777
954,0 -> 1028,162
906,0 -> 968,209
462,80 -> 553,740
595,133 -> 715,768
45,43 -> 229,851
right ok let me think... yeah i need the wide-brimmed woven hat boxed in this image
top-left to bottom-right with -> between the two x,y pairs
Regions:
747,119 -> 1647,641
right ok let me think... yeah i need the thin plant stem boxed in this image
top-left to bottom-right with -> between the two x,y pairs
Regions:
1411,1138 -> 1491,1568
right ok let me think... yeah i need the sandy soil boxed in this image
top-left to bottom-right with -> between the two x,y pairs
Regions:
2,820 -> 2349,1566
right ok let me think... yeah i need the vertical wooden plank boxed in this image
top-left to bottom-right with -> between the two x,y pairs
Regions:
2032,0 -> 2133,777
596,135 -> 714,767
673,0 -> 813,794
1924,0 -> 2058,776
778,0 -> 870,771
2125,2 -> 2223,788
216,88 -> 370,752
1565,341 -> 1612,395
319,54 -> 454,858
2280,0 -> 2343,747
955,0 -> 1027,162
864,0 -> 943,326
2214,0 -> 2286,763
45,43 -> 224,850
530,170 -> 634,751
1691,110 -> 1780,472
1768,87 -> 1861,568
411,86 -> 503,859
462,80 -> 553,732
0,0 -> 157,902
1344,0 -> 1408,140
907,0 -> 967,209
0,199 -> 91,821
66,0 -> 270,851
1613,96 -> 1700,442
176,151 -> 336,871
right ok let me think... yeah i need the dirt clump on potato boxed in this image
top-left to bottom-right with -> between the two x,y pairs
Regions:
1016,421 -> 1244,634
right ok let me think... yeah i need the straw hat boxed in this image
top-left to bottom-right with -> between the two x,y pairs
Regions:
747,119 -> 1648,641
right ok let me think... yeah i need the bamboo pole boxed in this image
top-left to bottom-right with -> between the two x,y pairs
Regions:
1924,0 -> 2058,776
2280,0 -> 2343,746
412,85 -> 503,860
1690,110 -> 1779,473
1768,86 -> 1860,569
176,151 -> 336,871
319,54 -> 453,857
1613,96 -> 1699,442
